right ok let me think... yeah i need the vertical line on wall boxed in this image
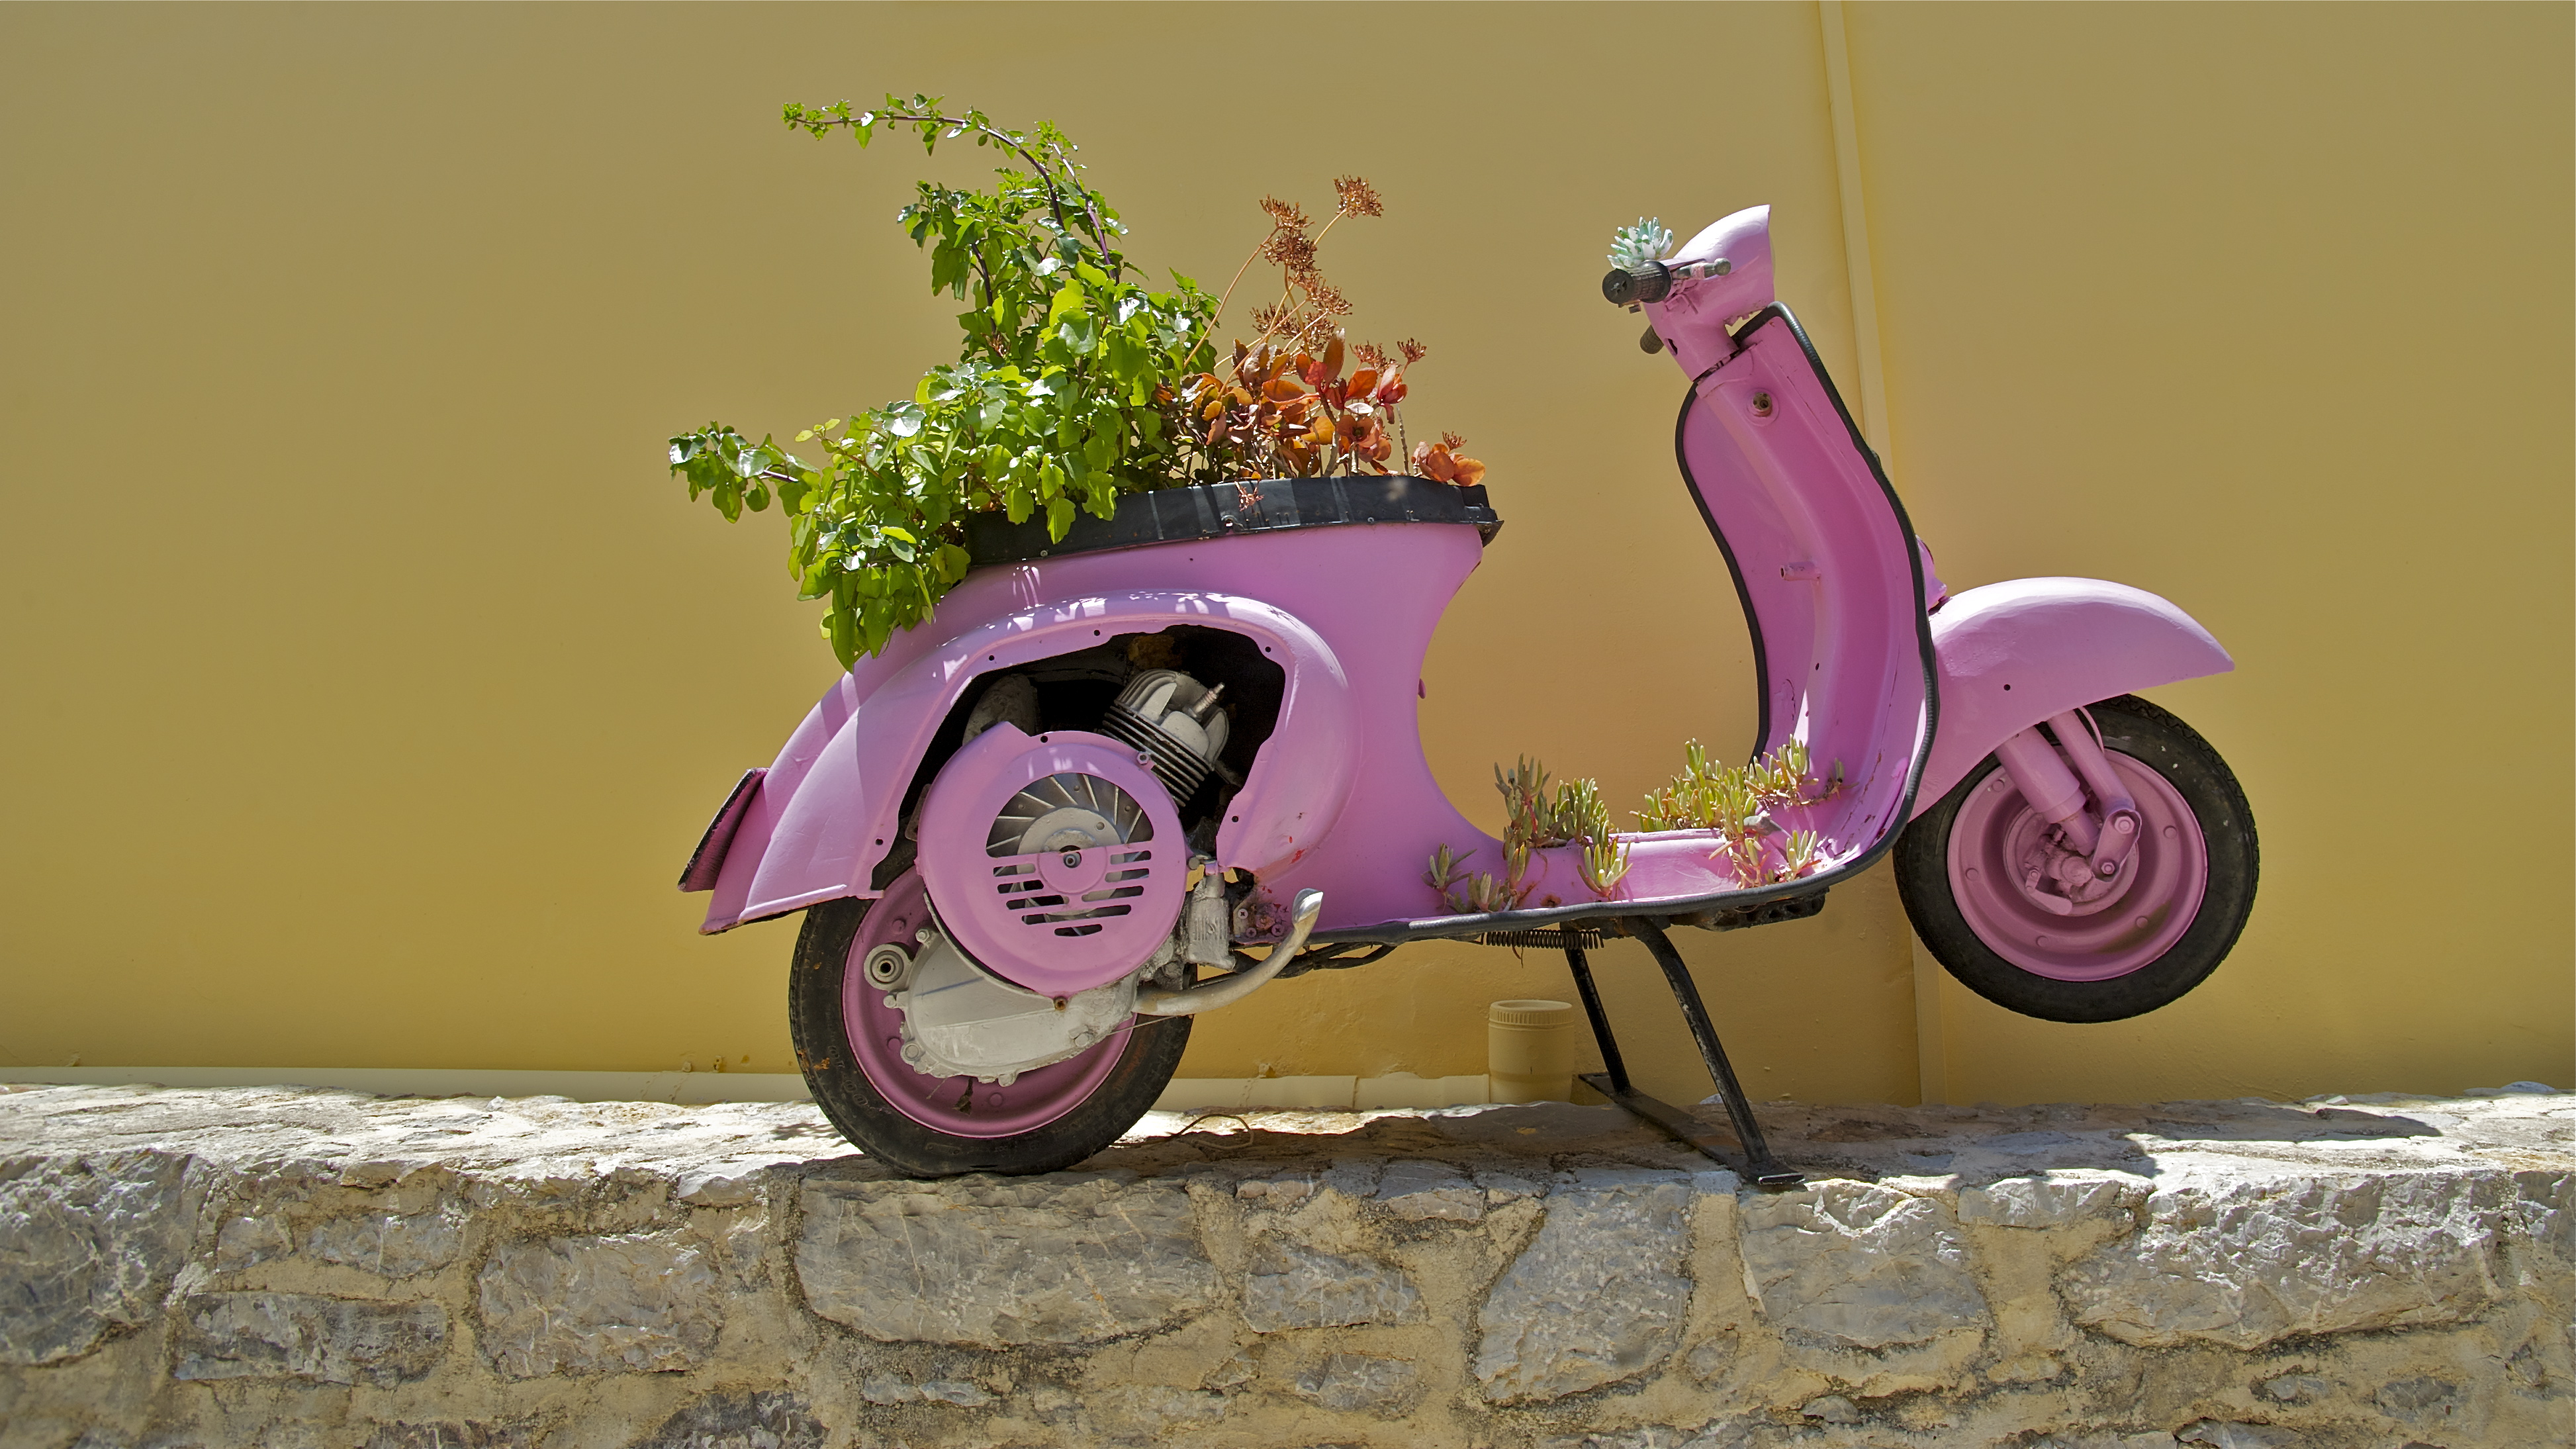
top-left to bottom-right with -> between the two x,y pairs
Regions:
1909,934 -> 1950,1107
1823,0 -> 1945,1105
1819,0 -> 1892,464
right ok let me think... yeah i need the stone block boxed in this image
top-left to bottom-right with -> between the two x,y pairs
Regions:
476,1229 -> 721,1376
2060,1170 -> 2506,1348
2177,1423 -> 2295,1448
363,1423 -> 541,1449
306,1201 -> 467,1278
1373,1160 -> 1483,1222
1289,1352 -> 1422,1415
214,1212 -> 293,1270
1540,1422 -> 1748,1448
171,1290 -> 447,1386
1738,1180 -> 1987,1350
0,1152 -> 197,1366
1473,1174 -> 1694,1403
1957,1172 -> 2149,1229
2512,1168 -> 2572,1260
1242,1242 -> 1421,1331
2373,1372 -> 2463,1423
796,1174 -> 1219,1347
631,1388 -> 827,1448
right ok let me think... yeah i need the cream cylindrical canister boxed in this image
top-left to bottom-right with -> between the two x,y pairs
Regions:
1487,999 -> 1579,1103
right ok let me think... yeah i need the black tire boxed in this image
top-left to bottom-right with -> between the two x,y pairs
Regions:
1895,694 -> 2257,1023
788,878 -> 1193,1178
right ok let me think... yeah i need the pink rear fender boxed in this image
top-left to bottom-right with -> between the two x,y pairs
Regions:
1915,578 -> 2234,812
698,590 -> 1358,933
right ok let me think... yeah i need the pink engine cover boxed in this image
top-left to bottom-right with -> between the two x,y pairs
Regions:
917,724 -> 1187,997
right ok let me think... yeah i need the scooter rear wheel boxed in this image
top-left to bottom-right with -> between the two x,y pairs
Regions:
788,861 -> 1192,1176
1896,694 -> 2257,1023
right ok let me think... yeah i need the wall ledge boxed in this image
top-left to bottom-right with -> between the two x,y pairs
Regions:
2,1084 -> 2566,1447
0,1068 -> 1513,1112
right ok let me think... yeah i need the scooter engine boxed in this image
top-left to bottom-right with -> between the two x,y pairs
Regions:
1101,668 -> 1231,802
915,718 -> 1191,1000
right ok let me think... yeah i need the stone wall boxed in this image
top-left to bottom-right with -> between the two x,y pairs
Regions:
1,1084 -> 2566,1448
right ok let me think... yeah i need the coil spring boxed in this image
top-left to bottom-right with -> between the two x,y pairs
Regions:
1471,927 -> 1615,950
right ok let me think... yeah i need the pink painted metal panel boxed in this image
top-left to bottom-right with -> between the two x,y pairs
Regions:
698,651 -> 921,931
1203,528 -> 1504,929
1664,312 -> 1935,879
917,725 -> 1187,997
1915,578 -> 2234,812
706,525 -> 1491,933
1647,205 -> 1777,379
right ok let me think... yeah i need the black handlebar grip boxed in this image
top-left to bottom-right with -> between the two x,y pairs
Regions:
1602,261 -> 1673,306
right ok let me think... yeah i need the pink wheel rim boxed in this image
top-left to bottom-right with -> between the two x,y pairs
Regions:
843,870 -> 1128,1139
1946,750 -> 2208,982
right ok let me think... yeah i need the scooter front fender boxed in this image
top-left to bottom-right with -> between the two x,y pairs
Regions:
699,590 -> 1357,933
1915,578 -> 2232,813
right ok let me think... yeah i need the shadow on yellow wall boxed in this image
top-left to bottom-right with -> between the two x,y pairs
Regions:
1,3 -> 2565,1103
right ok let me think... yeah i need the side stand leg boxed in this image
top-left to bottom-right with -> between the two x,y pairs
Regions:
1561,927 -> 1804,1189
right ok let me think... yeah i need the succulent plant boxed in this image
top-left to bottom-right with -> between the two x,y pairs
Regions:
1608,216 -> 1675,271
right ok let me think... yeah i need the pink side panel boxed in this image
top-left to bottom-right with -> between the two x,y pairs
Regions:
1212,528 -> 1501,928
1668,314 -> 1933,878
699,669 -> 883,933
706,525 -> 1486,933
1915,578 -> 2234,812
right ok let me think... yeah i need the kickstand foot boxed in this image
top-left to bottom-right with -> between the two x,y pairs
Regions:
1559,927 -> 1806,1190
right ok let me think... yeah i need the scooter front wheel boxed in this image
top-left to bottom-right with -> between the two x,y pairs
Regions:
1896,694 -> 2257,1023
788,861 -> 1191,1176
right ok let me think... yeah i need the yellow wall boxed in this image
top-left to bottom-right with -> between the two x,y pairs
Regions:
2,3 -> 2565,1105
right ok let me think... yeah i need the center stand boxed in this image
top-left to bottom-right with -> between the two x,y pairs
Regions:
1559,922 -> 1805,1188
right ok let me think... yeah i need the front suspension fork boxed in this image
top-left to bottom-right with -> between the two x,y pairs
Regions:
1992,709 -> 2140,886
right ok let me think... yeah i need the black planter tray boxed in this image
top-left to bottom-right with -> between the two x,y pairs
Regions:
963,475 -> 1501,566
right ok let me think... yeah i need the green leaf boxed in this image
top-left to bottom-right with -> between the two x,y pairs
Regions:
673,101 -> 1267,667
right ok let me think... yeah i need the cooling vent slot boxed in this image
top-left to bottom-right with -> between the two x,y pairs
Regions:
989,849 -> 1156,937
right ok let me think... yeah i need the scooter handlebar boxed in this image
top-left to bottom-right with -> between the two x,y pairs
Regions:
1602,261 -> 1673,306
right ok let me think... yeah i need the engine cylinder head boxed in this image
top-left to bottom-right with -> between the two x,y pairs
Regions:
1102,669 -> 1230,801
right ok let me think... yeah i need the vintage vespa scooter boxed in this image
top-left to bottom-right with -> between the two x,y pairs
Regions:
679,205 -> 2256,1181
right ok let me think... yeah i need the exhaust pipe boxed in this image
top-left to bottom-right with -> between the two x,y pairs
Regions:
1133,888 -> 1323,1017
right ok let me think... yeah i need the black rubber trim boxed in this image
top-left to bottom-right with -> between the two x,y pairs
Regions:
1311,304 -> 1941,948
676,768 -> 764,892
964,475 -> 1501,566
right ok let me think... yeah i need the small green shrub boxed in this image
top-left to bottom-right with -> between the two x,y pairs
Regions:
670,97 -> 1223,665
668,97 -> 1480,668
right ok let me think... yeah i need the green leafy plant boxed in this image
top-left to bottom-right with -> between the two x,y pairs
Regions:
670,102 -> 1489,668
670,96 -> 1223,665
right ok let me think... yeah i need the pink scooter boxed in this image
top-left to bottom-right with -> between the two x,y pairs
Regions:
680,205 -> 2257,1182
